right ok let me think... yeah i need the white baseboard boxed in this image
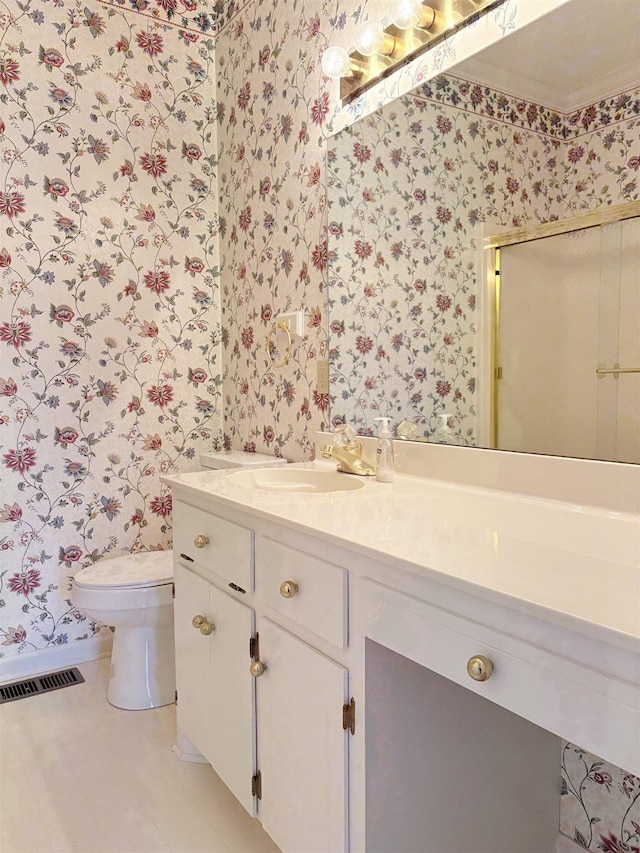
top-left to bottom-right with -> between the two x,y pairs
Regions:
172,728 -> 209,764
556,833 -> 584,853
0,632 -> 113,684
172,743 -> 209,764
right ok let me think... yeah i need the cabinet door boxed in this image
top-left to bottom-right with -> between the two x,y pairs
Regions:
174,563 -> 256,815
255,618 -> 348,853
174,562 -> 214,759
208,583 -> 256,815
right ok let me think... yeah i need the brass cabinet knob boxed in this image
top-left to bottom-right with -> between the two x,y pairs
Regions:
467,655 -> 494,682
279,580 -> 298,599
250,660 -> 267,677
193,534 -> 209,549
192,615 -> 215,635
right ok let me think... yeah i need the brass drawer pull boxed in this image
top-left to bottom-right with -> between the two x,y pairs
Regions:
192,615 -> 215,636
194,534 -> 209,549
279,581 -> 298,599
250,660 -> 267,677
467,655 -> 493,682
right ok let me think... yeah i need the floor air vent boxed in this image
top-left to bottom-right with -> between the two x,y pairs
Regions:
0,667 -> 85,704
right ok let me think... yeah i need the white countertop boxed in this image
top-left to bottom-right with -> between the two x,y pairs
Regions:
163,463 -> 640,653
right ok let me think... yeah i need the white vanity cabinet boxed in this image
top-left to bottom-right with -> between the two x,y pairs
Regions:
167,464 -> 640,853
172,500 -> 351,852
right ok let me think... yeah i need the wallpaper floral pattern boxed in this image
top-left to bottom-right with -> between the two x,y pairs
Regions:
0,0 -> 221,656
97,0 -> 244,37
562,743 -> 640,852
327,77 -> 639,440
215,0 -> 351,459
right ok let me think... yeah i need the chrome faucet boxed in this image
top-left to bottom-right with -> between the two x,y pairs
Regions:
321,425 -> 376,476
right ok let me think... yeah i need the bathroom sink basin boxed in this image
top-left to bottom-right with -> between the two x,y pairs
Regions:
226,468 -> 365,493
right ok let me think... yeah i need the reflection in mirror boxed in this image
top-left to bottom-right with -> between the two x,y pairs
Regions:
326,0 -> 640,462
485,210 -> 640,464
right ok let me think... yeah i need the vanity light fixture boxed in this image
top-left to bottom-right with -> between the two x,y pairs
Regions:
322,0 -> 504,103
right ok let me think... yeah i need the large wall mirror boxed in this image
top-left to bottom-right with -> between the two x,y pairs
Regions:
326,0 -> 640,463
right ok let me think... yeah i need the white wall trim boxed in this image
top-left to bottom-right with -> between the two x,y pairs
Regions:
0,632 -> 113,684
172,729 -> 209,764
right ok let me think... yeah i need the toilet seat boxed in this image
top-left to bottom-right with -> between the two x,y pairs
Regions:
73,550 -> 173,591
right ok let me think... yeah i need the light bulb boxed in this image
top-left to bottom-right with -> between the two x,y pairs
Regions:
321,45 -> 352,79
354,21 -> 392,56
390,0 -> 437,30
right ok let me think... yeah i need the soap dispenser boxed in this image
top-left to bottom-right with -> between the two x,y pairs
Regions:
374,417 -> 395,482
433,414 -> 454,445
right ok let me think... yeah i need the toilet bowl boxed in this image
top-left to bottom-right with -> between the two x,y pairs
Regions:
72,550 -> 175,710
71,451 -> 286,711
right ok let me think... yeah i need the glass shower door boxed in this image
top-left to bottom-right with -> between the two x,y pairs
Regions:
496,216 -> 639,463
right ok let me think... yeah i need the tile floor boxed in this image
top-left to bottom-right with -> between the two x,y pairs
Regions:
0,658 -> 280,853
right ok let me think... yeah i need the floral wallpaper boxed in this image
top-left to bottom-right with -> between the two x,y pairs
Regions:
0,0 -> 221,656
327,77 -> 639,440
96,0 -> 244,37
561,743 -> 640,852
215,0 -> 349,459
418,75 -> 640,141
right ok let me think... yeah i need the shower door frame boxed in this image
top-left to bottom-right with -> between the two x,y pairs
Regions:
483,200 -> 640,456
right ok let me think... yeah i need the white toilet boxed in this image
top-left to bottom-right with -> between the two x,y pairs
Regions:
72,550 -> 175,710
71,450 -> 286,711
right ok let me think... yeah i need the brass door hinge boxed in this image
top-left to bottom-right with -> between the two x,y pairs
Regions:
342,697 -> 355,735
174,689 -> 178,705
252,771 -> 262,799
494,366 -> 503,380
249,633 -> 260,660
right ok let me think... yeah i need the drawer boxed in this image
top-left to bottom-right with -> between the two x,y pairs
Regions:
361,578 -> 640,777
256,537 -> 347,649
173,501 -> 253,590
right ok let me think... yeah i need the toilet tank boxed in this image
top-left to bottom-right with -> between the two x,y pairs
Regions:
200,450 -> 288,470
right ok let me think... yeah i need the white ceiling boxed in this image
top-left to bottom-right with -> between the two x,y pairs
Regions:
455,0 -> 640,112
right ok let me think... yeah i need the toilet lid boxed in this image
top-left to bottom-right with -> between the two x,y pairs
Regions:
73,550 -> 173,590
